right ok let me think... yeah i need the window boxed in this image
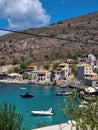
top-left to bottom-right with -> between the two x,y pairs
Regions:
96,82 -> 98,84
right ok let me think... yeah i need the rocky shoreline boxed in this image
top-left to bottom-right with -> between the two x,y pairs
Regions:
0,78 -> 87,90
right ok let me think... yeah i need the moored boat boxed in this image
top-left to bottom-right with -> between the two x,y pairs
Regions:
56,90 -> 72,96
31,108 -> 53,116
19,87 -> 27,90
20,92 -> 34,98
82,94 -> 96,101
78,87 -> 98,99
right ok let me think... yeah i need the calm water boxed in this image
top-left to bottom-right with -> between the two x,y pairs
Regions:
0,83 -> 71,130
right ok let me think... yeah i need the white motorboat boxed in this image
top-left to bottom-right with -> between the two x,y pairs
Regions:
31,108 -> 53,116
56,90 -> 72,96
19,87 -> 27,90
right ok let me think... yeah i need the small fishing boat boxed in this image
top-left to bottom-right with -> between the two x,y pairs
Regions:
31,108 -> 53,116
82,94 -> 96,101
19,87 -> 27,90
20,92 -> 34,98
56,90 -> 72,96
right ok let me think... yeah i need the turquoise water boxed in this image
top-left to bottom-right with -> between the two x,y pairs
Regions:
0,83 -> 70,130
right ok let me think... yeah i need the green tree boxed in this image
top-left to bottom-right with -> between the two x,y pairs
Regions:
53,63 -> 59,70
72,55 -> 78,64
14,67 -> 20,73
0,102 -> 24,130
70,62 -> 77,76
20,62 -> 28,70
22,72 -> 32,80
20,56 -> 25,62
63,94 -> 98,130
44,64 -> 51,70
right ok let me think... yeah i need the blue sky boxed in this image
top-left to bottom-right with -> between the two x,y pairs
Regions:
0,0 -> 98,35
40,0 -> 98,24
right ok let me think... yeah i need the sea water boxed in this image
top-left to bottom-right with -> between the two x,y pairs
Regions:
0,83 -> 70,130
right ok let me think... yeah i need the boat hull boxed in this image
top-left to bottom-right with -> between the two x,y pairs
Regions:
19,87 -> 27,90
56,92 -> 72,96
20,93 -> 34,98
31,111 -> 53,116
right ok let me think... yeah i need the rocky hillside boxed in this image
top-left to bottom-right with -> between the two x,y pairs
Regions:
0,11 -> 98,65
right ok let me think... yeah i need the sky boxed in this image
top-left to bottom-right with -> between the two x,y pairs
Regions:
0,0 -> 98,36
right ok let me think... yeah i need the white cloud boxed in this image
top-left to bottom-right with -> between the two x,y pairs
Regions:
0,0 -> 50,30
0,30 -> 10,36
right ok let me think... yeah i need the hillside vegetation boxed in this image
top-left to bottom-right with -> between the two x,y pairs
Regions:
0,11 -> 98,65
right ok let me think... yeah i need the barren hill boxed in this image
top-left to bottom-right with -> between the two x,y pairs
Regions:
0,11 -> 98,65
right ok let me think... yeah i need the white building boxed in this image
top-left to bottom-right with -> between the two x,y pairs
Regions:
77,63 -> 96,79
87,54 -> 97,70
84,77 -> 98,87
7,73 -> 23,81
96,59 -> 98,70
51,69 -> 61,84
51,63 -> 71,84
32,69 -> 51,84
88,54 -> 96,62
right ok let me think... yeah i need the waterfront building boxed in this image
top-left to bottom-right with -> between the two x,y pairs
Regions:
7,73 -> 23,81
78,54 -> 98,71
78,57 -> 87,64
31,69 -> 51,84
87,54 -> 97,70
51,69 -> 61,84
51,63 -> 71,84
77,63 -> 94,79
84,77 -> 98,87
96,59 -> 98,70
25,65 -> 37,74
88,54 -> 96,62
